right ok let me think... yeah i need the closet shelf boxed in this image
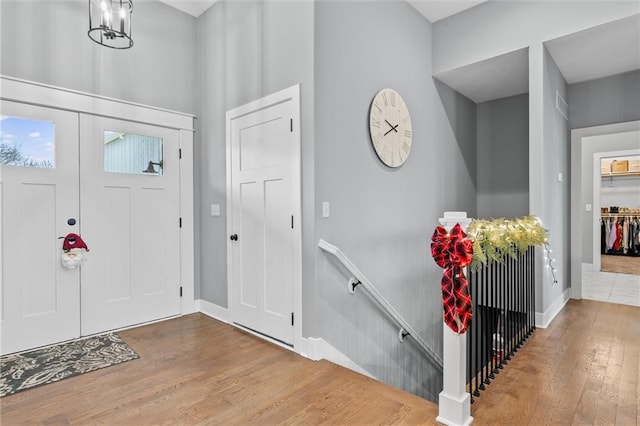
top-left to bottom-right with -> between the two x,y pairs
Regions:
601,171 -> 640,178
601,213 -> 640,217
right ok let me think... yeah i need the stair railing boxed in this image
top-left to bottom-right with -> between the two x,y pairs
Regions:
318,239 -> 443,370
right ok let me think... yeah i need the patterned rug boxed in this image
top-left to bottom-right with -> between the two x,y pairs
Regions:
0,333 -> 139,397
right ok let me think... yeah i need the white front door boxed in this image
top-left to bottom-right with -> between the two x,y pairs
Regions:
0,100 -> 80,354
227,86 -> 301,346
79,115 -> 181,335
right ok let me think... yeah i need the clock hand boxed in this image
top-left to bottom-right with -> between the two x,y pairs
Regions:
383,122 -> 400,136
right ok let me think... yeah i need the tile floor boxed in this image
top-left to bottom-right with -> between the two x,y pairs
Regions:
582,267 -> 640,307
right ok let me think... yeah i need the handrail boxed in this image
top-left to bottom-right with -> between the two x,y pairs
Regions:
318,239 -> 443,370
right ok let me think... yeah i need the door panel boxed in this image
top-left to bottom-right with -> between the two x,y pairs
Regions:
229,100 -> 296,345
80,116 -> 180,335
0,100 -> 80,355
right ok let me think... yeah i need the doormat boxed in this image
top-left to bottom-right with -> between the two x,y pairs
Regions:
0,333 -> 139,397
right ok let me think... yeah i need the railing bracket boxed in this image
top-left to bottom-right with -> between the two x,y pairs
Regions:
398,328 -> 409,342
347,277 -> 361,294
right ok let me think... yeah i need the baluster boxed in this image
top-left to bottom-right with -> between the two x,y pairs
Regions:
489,259 -> 496,380
468,269 -> 475,402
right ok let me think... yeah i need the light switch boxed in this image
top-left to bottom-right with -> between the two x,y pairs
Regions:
211,204 -> 221,217
586,204 -> 592,212
557,172 -> 564,182
322,202 -> 330,218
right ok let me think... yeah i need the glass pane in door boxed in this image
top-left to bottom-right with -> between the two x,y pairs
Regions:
0,116 -> 55,168
103,131 -> 163,175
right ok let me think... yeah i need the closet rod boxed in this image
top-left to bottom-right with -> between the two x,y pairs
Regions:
601,213 -> 640,218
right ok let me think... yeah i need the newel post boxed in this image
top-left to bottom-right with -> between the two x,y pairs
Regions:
436,211 -> 473,426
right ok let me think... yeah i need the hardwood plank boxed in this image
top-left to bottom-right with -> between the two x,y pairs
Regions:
0,314 -> 439,425
471,299 -> 639,426
1,299 -> 638,425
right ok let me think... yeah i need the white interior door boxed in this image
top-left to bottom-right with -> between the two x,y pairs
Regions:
0,100 -> 80,355
227,87 -> 301,346
79,115 -> 181,335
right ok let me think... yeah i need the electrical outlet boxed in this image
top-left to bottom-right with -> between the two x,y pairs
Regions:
211,204 -> 220,217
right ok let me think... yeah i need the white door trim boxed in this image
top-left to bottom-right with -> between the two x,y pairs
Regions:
0,75 -> 196,318
569,120 -> 640,300
225,84 -> 302,352
0,75 -> 193,130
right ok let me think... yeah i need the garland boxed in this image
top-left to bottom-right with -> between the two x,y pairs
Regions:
465,216 -> 548,271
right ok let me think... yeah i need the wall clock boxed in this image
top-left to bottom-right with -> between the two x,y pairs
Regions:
368,88 -> 412,168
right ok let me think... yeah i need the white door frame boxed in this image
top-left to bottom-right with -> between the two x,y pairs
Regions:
569,120 -> 640,300
0,75 -> 197,316
225,84 -> 302,352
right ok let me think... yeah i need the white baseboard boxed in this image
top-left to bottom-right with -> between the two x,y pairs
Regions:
301,337 -> 376,380
582,262 -> 595,272
535,288 -> 570,328
196,299 -> 230,323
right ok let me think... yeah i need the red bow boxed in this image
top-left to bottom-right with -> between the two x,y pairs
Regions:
431,223 -> 474,334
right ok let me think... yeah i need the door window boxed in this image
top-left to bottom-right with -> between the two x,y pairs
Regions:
103,131 -> 163,175
0,116 -> 55,168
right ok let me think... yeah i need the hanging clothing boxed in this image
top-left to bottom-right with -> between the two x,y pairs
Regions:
600,215 -> 640,257
609,219 -> 618,250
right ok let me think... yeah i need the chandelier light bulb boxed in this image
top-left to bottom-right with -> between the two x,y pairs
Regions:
88,0 -> 133,49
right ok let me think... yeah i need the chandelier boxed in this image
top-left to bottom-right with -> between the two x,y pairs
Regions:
88,0 -> 133,49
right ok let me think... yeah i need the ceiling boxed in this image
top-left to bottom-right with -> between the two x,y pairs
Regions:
545,14 -> 640,85
156,1 -> 639,104
157,0 -> 217,17
436,13 -> 640,103
157,0 -> 486,22
406,0 -> 487,23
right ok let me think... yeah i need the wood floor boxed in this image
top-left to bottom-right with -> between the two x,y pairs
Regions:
1,299 -> 638,425
601,254 -> 640,275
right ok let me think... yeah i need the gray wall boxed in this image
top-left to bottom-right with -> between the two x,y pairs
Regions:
569,71 -> 640,263
0,1 -> 197,115
314,1 -> 477,401
569,70 -> 640,130
196,0 -> 314,305
476,94 -> 529,218
542,47 -> 570,309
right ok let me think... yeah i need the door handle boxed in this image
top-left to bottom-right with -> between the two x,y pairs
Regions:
230,234 -> 238,241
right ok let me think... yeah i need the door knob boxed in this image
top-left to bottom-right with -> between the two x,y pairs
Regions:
230,234 -> 238,241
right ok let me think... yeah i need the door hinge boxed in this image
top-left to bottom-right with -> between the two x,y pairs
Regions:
291,312 -> 294,326
179,148 -> 182,159
180,286 -> 183,297
290,118 -> 293,132
179,217 -> 182,228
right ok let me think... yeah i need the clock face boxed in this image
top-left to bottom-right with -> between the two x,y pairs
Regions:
368,88 -> 412,168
